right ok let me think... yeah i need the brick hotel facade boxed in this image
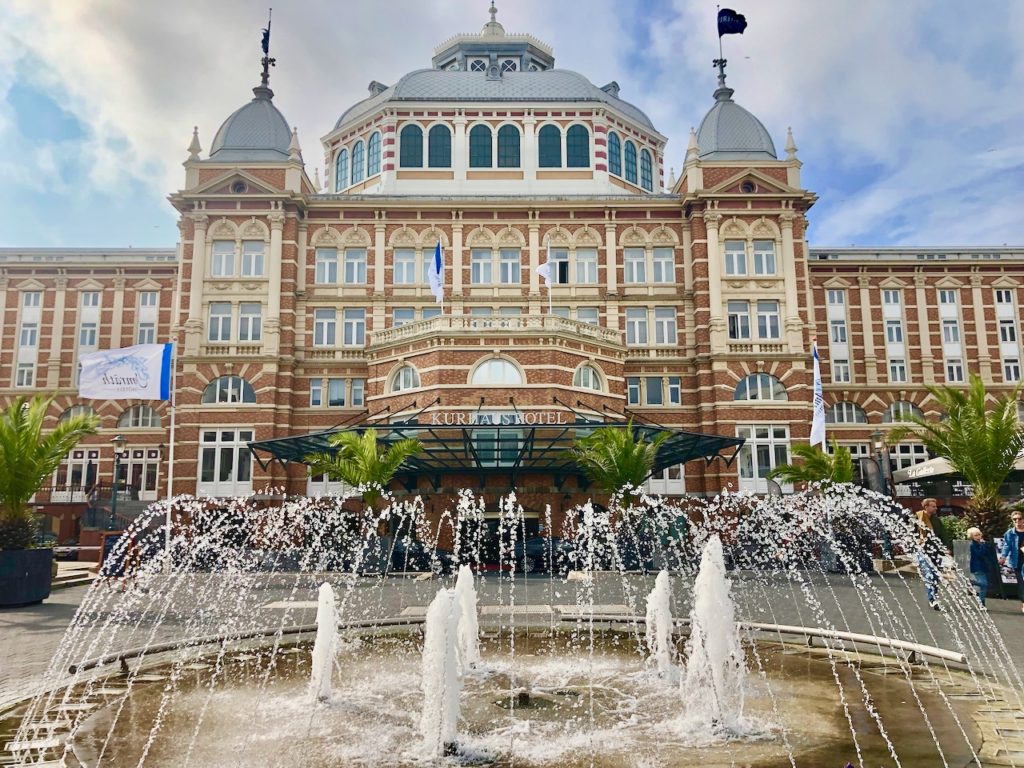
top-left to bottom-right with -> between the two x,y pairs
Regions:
1,11 -> 1022,541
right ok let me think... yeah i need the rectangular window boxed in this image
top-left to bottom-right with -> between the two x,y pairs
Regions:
393,249 -> 416,284
469,307 -> 492,316
885,320 -> 903,344
577,307 -> 599,325
645,377 -> 663,406
946,358 -> 964,382
827,289 -> 845,306
393,307 -> 415,327
208,303 -> 232,342
23,292 -> 41,308
140,291 -> 158,308
724,241 -> 747,276
81,291 -> 100,308
79,322 -> 98,348
551,306 -> 571,319
238,303 -> 262,342
756,300 -> 780,339
832,359 -> 851,383
938,289 -> 957,305
15,363 -> 34,388
830,320 -> 847,344
944,320 -> 962,344
211,240 -> 235,277
1005,359 -> 1022,382
343,249 -> 367,284
313,308 -> 336,346
327,378 -> 346,407
241,241 -> 265,277
309,379 -> 323,407
351,378 -> 365,406
137,322 -> 156,345
575,249 -> 598,284
727,301 -> 750,340
736,424 -> 790,493
626,377 -> 641,406
667,376 -> 681,405
625,307 -> 648,345
499,249 -> 521,284
883,289 -> 901,305
654,307 -> 677,345
549,249 -> 569,285
624,248 -> 646,284
999,319 -> 1017,343
315,248 -> 338,284
470,249 -> 492,284
18,323 -> 38,348
995,289 -> 1014,305
343,308 -> 365,346
652,247 -> 675,283
422,307 -> 441,320
752,240 -> 776,275
889,358 -> 907,383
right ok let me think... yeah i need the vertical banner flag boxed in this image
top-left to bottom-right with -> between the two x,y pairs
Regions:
810,341 -> 826,447
79,343 -> 173,400
428,240 -> 444,303
536,260 -> 552,287
717,8 -> 747,36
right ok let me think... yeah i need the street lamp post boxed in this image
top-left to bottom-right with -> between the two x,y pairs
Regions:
108,434 -> 128,530
872,430 -> 891,497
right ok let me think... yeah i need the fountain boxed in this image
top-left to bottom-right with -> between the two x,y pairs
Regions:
5,484 -> 1024,767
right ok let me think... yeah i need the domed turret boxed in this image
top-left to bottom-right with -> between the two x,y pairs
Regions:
696,82 -> 776,161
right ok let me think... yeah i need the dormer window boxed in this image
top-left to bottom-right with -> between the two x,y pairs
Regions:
501,59 -> 517,73
470,59 -> 487,72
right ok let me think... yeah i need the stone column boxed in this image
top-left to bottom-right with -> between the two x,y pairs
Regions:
0,276 -> 8,361
703,211 -> 727,353
971,273 -> 993,381
528,217 -> 540,303
110,277 -> 126,348
604,217 -> 618,294
914,274 -> 934,384
46,276 -> 68,388
453,113 -> 467,184
858,275 -> 878,384
184,213 -> 208,355
265,209 -> 285,356
374,215 -> 387,293
296,223 -> 308,293
451,214 -> 464,296
780,212 -> 802,350
523,115 -> 537,185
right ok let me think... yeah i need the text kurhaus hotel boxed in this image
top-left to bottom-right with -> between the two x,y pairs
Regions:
3,10 -> 1023,540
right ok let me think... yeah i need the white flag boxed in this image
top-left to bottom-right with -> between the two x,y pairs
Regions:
427,240 -> 444,303
536,261 -> 552,287
810,341 -> 826,447
79,343 -> 173,400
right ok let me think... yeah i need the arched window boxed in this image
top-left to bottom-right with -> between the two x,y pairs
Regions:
565,125 -> 590,168
367,132 -> 381,177
202,376 -> 256,404
883,401 -> 923,423
624,141 -> 637,184
607,132 -> 622,176
428,125 -> 452,168
497,125 -> 520,168
640,149 -> 653,191
118,405 -> 161,428
471,358 -> 524,386
826,401 -> 868,424
390,365 -> 420,393
573,364 -> 603,391
538,125 -> 561,168
469,125 -> 492,168
733,373 -> 787,401
334,149 -> 348,191
399,124 -> 423,168
59,405 -> 97,422
350,140 -> 365,184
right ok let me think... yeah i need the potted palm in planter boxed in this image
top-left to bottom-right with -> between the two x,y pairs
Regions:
0,395 -> 99,607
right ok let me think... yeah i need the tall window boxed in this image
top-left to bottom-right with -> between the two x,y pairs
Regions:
938,289 -> 957,305
499,249 -> 521,284
469,125 -> 492,168
830,320 -> 848,344
998,319 -> 1016,343
367,132 -> 381,176
344,249 -> 367,284
946,358 -> 965,382
81,291 -> 100,308
737,425 -> 790,494
394,249 -> 416,284
399,124 -> 423,167
211,240 -> 235,277
624,141 -> 637,183
343,308 -> 365,345
565,125 -> 590,167
827,289 -> 845,306
885,320 -> 903,344
202,376 -> 256,404
652,248 -> 674,283
1005,359 -> 1021,382
18,323 -> 38,348
239,303 -> 262,342
313,309 -> 336,346
137,322 -> 155,344
752,241 -> 776,275
23,291 -> 41,308
734,373 -> 787,401
625,307 -> 648,344
943,320 -> 961,343
538,125 -> 561,167
639,149 -> 653,191
315,248 -> 338,284
883,289 -> 901,306
607,132 -> 621,176
724,241 -> 746,275
832,359 -> 851,383
626,377 -> 641,405
208,303 -> 231,342
241,241 -> 265,277
15,364 -> 34,388
654,307 -> 677,344
995,289 -> 1014,305
350,140 -> 365,184
139,291 -> 157,309
549,249 -> 569,284
576,249 -> 598,284
624,248 -> 646,284
756,301 -> 780,339
888,359 -> 907,383
497,125 -> 520,167
334,149 -> 349,191
471,249 -> 492,284
428,125 -> 452,167
728,301 -> 750,340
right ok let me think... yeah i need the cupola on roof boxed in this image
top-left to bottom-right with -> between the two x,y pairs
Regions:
696,72 -> 777,161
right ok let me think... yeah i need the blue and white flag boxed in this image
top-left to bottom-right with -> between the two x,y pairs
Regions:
427,240 -> 444,303
79,343 -> 173,400
810,341 -> 826,447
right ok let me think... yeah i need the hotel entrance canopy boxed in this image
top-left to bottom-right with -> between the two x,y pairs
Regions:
249,415 -> 744,487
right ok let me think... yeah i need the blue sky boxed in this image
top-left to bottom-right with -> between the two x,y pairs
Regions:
1,0 -> 1022,249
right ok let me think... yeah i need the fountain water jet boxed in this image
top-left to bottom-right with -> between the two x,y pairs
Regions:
454,564 -> 480,671
310,582 -> 338,704
419,587 -> 462,758
645,569 -> 679,683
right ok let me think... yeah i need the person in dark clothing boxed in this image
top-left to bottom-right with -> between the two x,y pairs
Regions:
967,527 -> 998,608
999,511 -> 1024,613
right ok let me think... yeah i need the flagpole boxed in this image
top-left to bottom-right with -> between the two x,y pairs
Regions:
546,239 -> 553,315
164,342 -> 176,573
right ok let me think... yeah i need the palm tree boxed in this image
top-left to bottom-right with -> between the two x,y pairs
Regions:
306,428 -> 422,508
889,375 -> 1024,539
767,440 -> 854,486
570,420 -> 668,506
0,395 -> 100,549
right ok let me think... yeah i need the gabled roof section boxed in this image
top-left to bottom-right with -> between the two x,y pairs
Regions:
190,169 -> 283,196
703,168 -> 799,196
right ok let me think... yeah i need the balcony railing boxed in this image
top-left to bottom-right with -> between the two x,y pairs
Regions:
727,342 -> 786,354
369,314 -> 623,347
201,344 -> 264,356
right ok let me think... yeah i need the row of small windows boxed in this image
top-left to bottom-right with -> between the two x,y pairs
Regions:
397,123 -> 591,170
334,132 -> 382,192
607,132 -> 654,191
57,404 -> 162,428
825,400 -> 925,424
387,360 -> 603,393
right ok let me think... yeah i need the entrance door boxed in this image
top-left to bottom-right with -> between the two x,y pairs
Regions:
52,449 -> 99,502
125,448 -> 162,501
198,429 -> 254,497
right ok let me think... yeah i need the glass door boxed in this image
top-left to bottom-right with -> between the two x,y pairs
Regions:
198,429 -> 254,497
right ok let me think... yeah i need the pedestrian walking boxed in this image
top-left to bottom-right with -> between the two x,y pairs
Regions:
967,527 -> 998,608
998,511 -> 1024,613
915,498 -> 945,610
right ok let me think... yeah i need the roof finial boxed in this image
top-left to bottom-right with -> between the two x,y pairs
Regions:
255,8 -> 276,100
785,127 -> 798,160
686,127 -> 699,161
187,126 -> 202,161
313,168 -> 321,192
668,167 -> 676,188
489,1 -> 497,24
288,126 -> 301,161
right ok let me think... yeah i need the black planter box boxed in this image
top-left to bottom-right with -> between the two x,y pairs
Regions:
0,548 -> 53,607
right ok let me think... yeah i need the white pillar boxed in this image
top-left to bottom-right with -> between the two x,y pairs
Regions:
453,114 -> 467,184
46,277 -> 67,388
184,212 -> 209,356
604,219 -> 618,294
704,211 -> 727,353
971,273 -> 993,382
780,212 -> 802,349
523,116 -> 537,186
528,219 -> 540,302
451,217 -> 464,296
914,274 -> 934,384
111,277 -> 126,349
266,209 -> 285,356
858,275 -> 877,385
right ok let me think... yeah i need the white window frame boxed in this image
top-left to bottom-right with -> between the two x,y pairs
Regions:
499,249 -> 521,285
737,424 -> 791,494
1004,359 -> 1022,382
241,241 -> 265,277
724,241 -> 747,276
625,307 -> 648,345
393,249 -> 416,284
623,248 -> 646,284
830,320 -> 847,344
315,248 -> 338,284
343,249 -> 367,285
313,308 -> 337,346
653,307 -> 677,345
728,301 -> 750,340
575,249 -> 598,284
15,363 -> 34,388
946,358 -> 965,382
343,308 -> 365,346
137,322 -> 156,345
470,249 -> 493,284
885,320 -> 903,344
211,240 -> 235,278
756,300 -> 780,340
752,240 -> 776,275
832,359 -> 851,384
652,247 -> 675,284
889,358 -> 907,383
999,319 -> 1017,343
943,320 -> 961,344
826,289 -> 845,306
238,303 -> 262,342
208,303 -> 232,342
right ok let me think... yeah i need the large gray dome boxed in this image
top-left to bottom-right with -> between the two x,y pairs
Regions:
696,86 -> 776,161
209,86 -> 292,162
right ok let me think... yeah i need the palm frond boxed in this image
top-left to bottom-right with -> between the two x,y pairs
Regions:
767,439 -> 854,485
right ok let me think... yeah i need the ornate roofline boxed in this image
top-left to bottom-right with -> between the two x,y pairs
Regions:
433,32 -> 553,57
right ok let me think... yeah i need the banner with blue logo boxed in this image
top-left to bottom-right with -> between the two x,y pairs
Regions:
79,343 -> 173,401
